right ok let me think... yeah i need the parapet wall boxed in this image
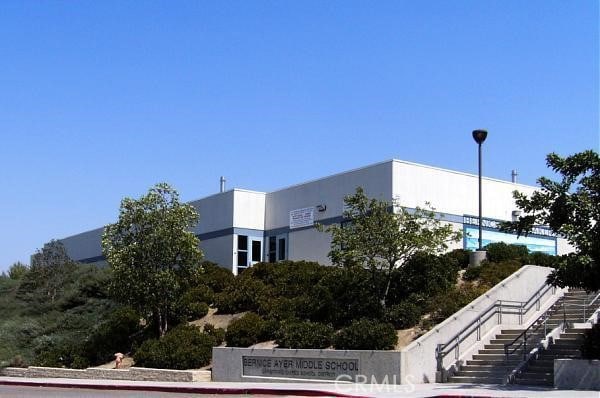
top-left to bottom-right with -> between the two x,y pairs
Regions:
0,366 -> 211,382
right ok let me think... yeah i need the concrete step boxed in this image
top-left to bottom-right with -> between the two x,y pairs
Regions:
448,376 -> 505,384
518,371 -> 553,380
466,359 -> 521,366
472,353 -> 524,361
499,330 -> 526,335
551,339 -> 583,349
514,377 -> 553,386
478,349 -> 528,356
454,370 -> 511,378
460,364 -> 516,372
538,353 -> 581,360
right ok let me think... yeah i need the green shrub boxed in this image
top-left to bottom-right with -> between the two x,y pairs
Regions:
9,355 -> 27,368
203,323 -> 225,346
389,252 -> 459,304
527,252 -> 559,268
463,259 -> 522,287
429,284 -> 488,323
225,313 -> 267,347
82,306 -> 143,365
200,261 -> 235,293
314,267 -> 382,327
176,298 -> 209,321
275,320 -> 334,349
442,249 -> 472,269
581,323 -> 600,359
384,300 -> 423,329
332,319 -> 397,350
480,260 -> 521,287
484,242 -> 529,263
214,277 -> 271,314
133,325 -> 215,369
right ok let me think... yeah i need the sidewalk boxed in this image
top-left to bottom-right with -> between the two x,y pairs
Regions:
1,376 -> 599,398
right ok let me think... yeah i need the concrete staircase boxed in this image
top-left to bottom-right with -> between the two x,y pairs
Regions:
447,329 -> 529,384
513,289 -> 599,387
448,289 -> 599,385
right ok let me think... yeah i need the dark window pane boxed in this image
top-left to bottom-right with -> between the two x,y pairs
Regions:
237,251 -> 247,267
268,237 -> 276,263
278,238 -> 286,261
238,235 -> 248,250
252,241 -> 261,262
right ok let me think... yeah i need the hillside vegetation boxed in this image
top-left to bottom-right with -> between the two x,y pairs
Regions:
0,243 -> 557,369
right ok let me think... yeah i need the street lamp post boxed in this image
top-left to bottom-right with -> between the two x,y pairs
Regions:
470,129 -> 488,266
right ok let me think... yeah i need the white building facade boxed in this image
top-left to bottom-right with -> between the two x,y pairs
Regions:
61,159 -> 567,274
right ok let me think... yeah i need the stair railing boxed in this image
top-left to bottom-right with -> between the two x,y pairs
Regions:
503,290 -> 600,363
435,282 -> 554,376
503,300 -> 564,362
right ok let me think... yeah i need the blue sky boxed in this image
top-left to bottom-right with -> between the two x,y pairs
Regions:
0,1 -> 598,271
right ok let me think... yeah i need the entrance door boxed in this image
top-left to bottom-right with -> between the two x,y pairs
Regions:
250,239 -> 262,266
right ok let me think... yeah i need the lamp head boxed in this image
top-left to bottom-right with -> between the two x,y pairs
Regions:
472,129 -> 488,144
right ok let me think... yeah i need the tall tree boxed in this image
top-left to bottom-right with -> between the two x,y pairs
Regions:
502,150 -> 599,291
321,187 -> 462,307
102,183 -> 203,337
26,240 -> 77,302
7,262 -> 29,280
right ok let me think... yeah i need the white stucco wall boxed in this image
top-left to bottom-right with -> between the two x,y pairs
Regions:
265,161 -> 393,230
232,190 -> 266,230
189,191 -> 234,234
287,228 -> 333,265
392,160 -> 537,221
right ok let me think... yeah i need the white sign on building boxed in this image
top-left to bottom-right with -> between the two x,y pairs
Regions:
290,207 -> 315,229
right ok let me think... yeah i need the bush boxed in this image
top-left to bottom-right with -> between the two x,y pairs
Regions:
176,297 -> 209,322
429,284 -> 488,323
9,355 -> 27,368
275,320 -> 334,349
581,323 -> 600,359
442,249 -> 472,269
225,313 -> 267,347
133,325 -> 215,369
200,261 -> 235,293
389,252 -> 459,304
463,260 -> 522,288
314,267 -> 382,327
332,319 -> 397,350
384,299 -> 423,329
214,277 -> 271,314
83,306 -> 143,365
203,323 -> 225,346
484,242 -> 529,263
527,252 -> 559,268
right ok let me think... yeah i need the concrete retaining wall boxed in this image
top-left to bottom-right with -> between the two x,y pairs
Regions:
212,347 -> 402,384
0,366 -> 211,382
554,359 -> 600,390
400,265 -> 561,384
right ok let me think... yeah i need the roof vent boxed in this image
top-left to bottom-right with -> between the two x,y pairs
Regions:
220,176 -> 226,193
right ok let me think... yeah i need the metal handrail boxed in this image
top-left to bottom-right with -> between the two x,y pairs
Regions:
503,290 -> 600,362
435,282 -> 554,372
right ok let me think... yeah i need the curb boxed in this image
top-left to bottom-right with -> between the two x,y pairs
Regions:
0,379 -> 373,398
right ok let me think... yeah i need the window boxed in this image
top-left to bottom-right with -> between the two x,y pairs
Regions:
252,240 -> 261,262
268,237 -> 276,263
237,235 -> 248,267
278,238 -> 286,261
